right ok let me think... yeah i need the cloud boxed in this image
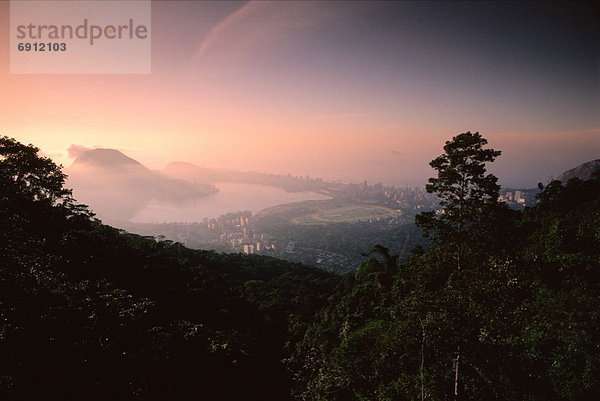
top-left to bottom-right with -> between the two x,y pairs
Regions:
67,144 -> 91,159
390,150 -> 401,156
191,1 -> 336,68
194,2 -> 255,61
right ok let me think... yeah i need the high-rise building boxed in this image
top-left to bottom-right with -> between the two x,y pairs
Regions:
243,243 -> 255,255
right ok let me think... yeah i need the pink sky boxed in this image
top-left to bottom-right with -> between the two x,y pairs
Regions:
1,1 -> 598,187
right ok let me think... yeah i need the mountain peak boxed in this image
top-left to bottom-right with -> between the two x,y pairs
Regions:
72,148 -> 142,168
556,159 -> 600,182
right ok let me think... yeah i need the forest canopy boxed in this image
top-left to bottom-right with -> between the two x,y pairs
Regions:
1,135 -> 598,400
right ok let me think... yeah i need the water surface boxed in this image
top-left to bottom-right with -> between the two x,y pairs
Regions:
130,182 -> 330,223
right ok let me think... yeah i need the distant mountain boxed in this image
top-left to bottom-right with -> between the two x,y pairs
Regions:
71,148 -> 141,168
556,159 -> 600,183
164,161 -> 224,183
164,162 -> 328,192
66,149 -> 217,220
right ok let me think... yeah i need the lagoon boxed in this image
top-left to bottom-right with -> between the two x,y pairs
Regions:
129,182 -> 330,223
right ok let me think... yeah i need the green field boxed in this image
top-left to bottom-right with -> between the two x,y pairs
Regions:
292,205 -> 397,224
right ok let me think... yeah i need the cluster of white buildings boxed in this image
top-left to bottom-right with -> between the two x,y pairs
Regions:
205,213 -> 279,255
499,190 -> 526,204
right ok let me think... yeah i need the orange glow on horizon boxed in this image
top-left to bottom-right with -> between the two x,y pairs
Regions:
1,1 -> 598,187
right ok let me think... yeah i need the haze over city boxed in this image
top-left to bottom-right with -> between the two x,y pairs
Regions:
2,3 -> 600,399
1,1 -> 598,187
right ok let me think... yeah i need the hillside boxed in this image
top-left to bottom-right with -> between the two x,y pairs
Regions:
1,137 -> 338,400
290,136 -> 600,401
556,159 -> 600,182
66,149 -> 217,220
1,136 -> 598,401
164,161 -> 329,192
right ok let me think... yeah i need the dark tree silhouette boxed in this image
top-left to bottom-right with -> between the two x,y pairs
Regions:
415,132 -> 502,400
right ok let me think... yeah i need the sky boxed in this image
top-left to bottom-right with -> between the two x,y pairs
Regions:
1,1 -> 598,187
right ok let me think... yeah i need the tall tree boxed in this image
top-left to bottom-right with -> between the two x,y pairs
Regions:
415,131 -> 501,259
415,132 -> 502,400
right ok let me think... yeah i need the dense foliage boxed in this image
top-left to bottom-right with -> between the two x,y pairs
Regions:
293,134 -> 599,401
0,137 -> 338,400
257,220 -> 427,266
1,135 -> 598,400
